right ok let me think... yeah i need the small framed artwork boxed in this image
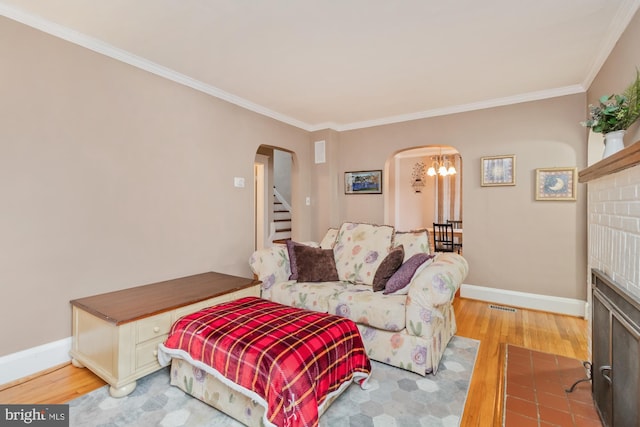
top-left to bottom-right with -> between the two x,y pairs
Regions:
481,155 -> 516,186
535,167 -> 577,201
344,170 -> 382,194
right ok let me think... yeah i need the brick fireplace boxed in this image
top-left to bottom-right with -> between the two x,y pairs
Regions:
580,142 -> 640,426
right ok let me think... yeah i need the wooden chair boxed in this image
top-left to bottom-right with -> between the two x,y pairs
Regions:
432,223 -> 455,253
447,220 -> 462,229
447,220 -> 463,253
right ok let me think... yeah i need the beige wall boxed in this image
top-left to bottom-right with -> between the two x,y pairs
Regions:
394,155 -> 436,231
588,7 -> 640,152
330,94 -> 588,301
0,17 -> 311,356
4,8 -> 640,358
309,129 -> 342,240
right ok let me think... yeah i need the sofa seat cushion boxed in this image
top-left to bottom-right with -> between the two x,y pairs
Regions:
267,280 -> 351,313
327,286 -> 406,332
333,222 -> 395,285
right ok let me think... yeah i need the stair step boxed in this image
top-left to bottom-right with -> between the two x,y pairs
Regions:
272,230 -> 292,241
271,191 -> 291,244
272,238 -> 292,244
275,219 -> 291,229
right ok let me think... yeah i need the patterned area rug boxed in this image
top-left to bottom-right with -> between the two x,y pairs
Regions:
68,336 -> 479,427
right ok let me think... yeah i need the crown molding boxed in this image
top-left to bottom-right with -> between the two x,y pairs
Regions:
334,85 -> 586,132
0,3 -> 603,134
306,122 -> 341,132
581,0 -> 640,89
0,3 -> 314,131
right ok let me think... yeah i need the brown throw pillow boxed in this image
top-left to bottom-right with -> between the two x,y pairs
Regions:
294,245 -> 339,282
373,245 -> 405,292
286,240 -> 305,280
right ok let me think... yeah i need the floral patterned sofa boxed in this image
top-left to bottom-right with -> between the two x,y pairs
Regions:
249,222 -> 469,376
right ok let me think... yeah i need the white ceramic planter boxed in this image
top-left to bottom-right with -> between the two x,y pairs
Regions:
603,130 -> 626,158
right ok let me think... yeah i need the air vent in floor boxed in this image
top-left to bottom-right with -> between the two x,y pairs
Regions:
489,304 -> 517,312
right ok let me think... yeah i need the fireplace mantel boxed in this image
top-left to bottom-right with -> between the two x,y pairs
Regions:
579,140 -> 640,183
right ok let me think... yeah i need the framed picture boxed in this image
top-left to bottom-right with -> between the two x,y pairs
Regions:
481,155 -> 516,186
535,167 -> 577,201
344,170 -> 382,194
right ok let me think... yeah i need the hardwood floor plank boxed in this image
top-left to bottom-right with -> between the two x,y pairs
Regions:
0,297 -> 588,427
454,297 -> 588,426
0,364 -> 105,404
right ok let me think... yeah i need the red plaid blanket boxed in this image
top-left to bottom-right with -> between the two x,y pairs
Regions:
159,297 -> 371,427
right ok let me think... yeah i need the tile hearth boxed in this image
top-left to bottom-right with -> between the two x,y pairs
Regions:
503,345 -> 602,427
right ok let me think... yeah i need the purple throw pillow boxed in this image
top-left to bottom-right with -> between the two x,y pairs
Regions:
373,245 -> 405,292
383,253 -> 435,295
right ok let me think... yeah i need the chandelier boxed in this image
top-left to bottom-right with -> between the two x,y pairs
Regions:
427,155 -> 456,177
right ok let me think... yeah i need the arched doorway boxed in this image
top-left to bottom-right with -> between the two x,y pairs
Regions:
387,146 -> 463,231
254,146 -> 293,250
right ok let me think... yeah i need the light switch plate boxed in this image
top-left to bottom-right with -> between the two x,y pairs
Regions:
234,177 -> 245,188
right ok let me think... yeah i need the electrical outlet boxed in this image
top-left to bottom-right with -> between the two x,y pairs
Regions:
234,177 -> 245,188
305,197 -> 311,206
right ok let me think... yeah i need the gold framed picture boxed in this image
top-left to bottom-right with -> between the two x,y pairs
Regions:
481,155 -> 516,186
535,167 -> 577,201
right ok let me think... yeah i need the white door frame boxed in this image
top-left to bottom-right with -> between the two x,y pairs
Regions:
254,155 -> 270,250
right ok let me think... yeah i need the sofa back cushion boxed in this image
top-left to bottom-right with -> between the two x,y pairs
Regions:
333,222 -> 395,285
319,228 -> 339,249
394,229 -> 431,261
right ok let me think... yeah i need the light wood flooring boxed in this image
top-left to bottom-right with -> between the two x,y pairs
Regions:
0,297 -> 589,426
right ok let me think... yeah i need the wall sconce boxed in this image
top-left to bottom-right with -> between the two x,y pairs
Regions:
427,155 -> 456,177
411,162 -> 426,193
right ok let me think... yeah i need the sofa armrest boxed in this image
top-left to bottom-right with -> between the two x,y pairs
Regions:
411,252 -> 468,306
248,242 -> 321,290
248,244 -> 292,289
405,253 -> 469,336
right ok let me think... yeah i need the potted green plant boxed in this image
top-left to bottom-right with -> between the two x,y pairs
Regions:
582,69 -> 640,157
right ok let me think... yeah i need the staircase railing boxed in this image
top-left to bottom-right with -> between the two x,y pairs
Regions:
273,187 -> 291,212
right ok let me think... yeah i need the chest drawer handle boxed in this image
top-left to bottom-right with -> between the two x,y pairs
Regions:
153,326 -> 160,333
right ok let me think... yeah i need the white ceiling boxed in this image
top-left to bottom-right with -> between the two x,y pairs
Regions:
2,0 -> 639,131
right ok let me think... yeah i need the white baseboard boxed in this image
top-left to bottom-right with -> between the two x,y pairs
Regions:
0,284 -> 589,386
460,284 -> 588,318
0,337 -> 72,386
